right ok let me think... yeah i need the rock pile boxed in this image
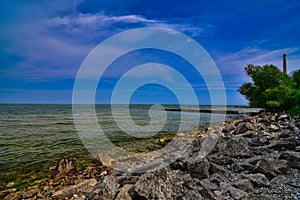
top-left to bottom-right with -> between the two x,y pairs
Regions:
88,111 -> 300,200
1,111 -> 300,199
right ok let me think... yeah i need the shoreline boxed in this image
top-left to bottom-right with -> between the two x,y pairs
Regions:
1,111 -> 300,199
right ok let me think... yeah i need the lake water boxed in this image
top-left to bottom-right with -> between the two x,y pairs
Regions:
0,104 -> 237,190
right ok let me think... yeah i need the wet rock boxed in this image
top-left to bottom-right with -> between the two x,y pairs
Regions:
242,173 -> 270,187
187,154 -> 210,179
21,187 -> 40,199
3,191 -> 22,200
253,159 -> 277,178
87,176 -> 118,200
6,182 -> 14,188
53,178 -> 97,199
0,188 -> 17,199
97,152 -> 113,167
233,179 -> 254,193
177,132 -> 185,137
54,155 -> 77,179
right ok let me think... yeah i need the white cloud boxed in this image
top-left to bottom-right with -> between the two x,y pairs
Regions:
216,47 -> 299,81
48,13 -> 157,27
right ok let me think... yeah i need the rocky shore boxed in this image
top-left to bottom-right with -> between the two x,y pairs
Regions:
1,111 -> 300,200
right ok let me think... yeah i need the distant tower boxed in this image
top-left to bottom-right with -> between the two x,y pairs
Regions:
283,54 -> 287,74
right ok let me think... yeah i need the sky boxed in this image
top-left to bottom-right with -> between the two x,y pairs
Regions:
0,0 -> 299,105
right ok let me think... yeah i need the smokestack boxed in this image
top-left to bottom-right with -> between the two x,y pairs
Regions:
283,54 -> 287,74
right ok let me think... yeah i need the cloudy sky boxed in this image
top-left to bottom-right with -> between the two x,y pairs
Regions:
0,0 -> 299,104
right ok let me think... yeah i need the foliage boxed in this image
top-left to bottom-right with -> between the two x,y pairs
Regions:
238,65 -> 300,115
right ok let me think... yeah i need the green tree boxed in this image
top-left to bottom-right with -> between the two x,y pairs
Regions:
292,70 -> 300,88
238,64 -> 300,115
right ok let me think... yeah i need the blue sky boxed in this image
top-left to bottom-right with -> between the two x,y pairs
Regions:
0,0 -> 299,104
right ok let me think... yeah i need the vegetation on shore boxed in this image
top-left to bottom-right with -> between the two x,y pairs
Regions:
238,64 -> 300,115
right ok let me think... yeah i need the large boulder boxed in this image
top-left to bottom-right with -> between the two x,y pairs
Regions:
133,166 -> 203,199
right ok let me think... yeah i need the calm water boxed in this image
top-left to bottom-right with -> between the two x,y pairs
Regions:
0,104 -> 236,189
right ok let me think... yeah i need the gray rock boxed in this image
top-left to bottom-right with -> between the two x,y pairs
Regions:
115,184 -> 133,200
244,194 -> 273,200
187,154 -> 210,179
134,166 -> 201,199
241,156 -> 263,170
199,186 -> 218,199
200,179 -> 218,190
208,153 -> 234,165
233,179 -> 254,193
87,176 -> 119,200
228,186 -> 248,200
220,136 -> 252,158
183,190 -> 205,200
231,163 -> 245,173
223,124 -> 235,133
269,175 -> 287,187
235,123 -> 248,134
242,173 -> 270,187
209,162 -> 229,178
279,151 -> 300,169
253,159 -> 277,178
278,114 -> 288,120
269,159 -> 290,174
268,137 -> 297,150
209,173 -> 224,184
